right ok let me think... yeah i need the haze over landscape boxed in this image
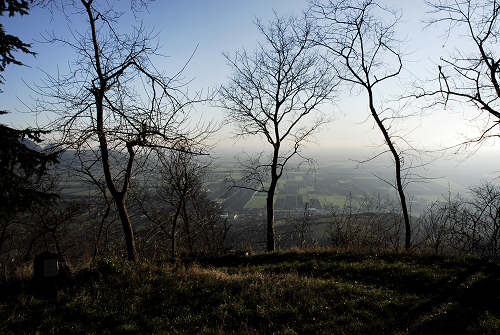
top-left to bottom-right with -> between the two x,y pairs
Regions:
3,0 -> 499,205
2,0 -> 500,333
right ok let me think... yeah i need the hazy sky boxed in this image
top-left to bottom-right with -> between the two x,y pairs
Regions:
1,0 -> 499,163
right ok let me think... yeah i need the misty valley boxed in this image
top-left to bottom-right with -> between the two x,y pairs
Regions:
2,0 -> 500,333
49,148 -> 498,254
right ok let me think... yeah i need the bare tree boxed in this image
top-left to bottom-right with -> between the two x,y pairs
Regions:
417,182 -> 500,257
21,199 -> 82,263
157,149 -> 206,256
70,146 -> 117,261
310,0 -> 413,250
422,0 -> 500,145
189,192 -> 230,255
294,202 -> 312,249
418,198 -> 454,254
136,150 -> 229,257
328,193 -> 403,251
33,0 -> 214,261
220,14 -> 337,252
465,182 -> 500,256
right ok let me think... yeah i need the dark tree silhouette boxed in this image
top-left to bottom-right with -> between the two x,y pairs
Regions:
0,0 -> 58,255
220,14 -> 337,252
0,0 -> 35,86
422,0 -> 500,145
135,150 -> 228,257
158,149 -> 206,256
34,0 -> 214,262
0,123 -> 58,254
310,0 -> 413,250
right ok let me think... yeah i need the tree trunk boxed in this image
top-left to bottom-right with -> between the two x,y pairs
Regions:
115,197 -> 137,262
266,178 -> 277,252
170,199 -> 183,257
96,117 -> 138,261
93,203 -> 110,261
368,89 -> 411,250
84,0 -> 138,262
395,153 -> 411,250
181,199 -> 194,254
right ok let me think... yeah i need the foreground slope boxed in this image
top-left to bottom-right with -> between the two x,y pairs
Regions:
2,249 -> 500,334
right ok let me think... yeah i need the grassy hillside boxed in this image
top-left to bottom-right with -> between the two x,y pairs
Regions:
2,249 -> 500,334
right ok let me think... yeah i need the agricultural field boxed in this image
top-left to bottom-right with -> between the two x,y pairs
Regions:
52,151 -> 466,216
207,159 -> 462,215
244,193 -> 267,209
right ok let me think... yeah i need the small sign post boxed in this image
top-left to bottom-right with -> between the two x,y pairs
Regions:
33,251 -> 64,300
34,251 -> 60,280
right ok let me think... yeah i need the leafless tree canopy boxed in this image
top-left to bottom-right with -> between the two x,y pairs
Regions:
329,193 -> 404,251
134,150 -> 228,257
37,4 -> 211,156
220,14 -> 338,251
309,0 -> 413,249
417,182 -> 500,257
309,0 -> 402,88
221,15 -> 336,182
423,0 -> 500,144
31,0 -> 215,261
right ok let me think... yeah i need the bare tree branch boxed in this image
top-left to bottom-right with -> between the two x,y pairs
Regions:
220,13 -> 338,251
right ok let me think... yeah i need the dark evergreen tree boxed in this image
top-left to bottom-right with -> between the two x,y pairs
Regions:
0,121 -> 57,216
0,0 -> 35,86
0,0 -> 58,253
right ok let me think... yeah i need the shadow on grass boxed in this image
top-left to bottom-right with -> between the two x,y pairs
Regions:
1,250 -> 500,334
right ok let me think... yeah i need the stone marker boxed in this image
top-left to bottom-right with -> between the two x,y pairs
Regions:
34,251 -> 60,280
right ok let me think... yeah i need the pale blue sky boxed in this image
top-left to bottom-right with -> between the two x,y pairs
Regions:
1,0 -> 499,159
2,0 -> 309,125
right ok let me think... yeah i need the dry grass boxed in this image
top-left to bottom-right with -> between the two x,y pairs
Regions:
1,249 -> 500,334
